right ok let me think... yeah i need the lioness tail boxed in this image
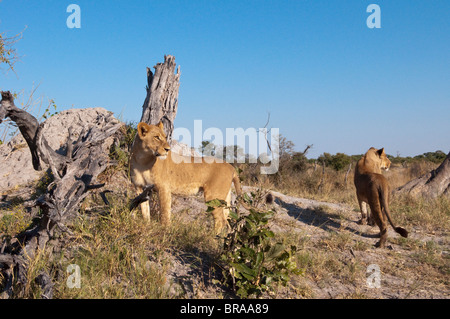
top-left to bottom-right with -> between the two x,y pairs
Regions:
232,170 -> 275,210
378,187 -> 408,238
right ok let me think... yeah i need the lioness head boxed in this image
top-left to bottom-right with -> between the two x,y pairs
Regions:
377,148 -> 391,171
136,121 -> 171,159
366,147 -> 391,172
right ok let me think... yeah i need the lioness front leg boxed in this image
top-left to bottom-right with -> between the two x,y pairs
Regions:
158,188 -> 172,227
358,200 -> 368,225
367,207 -> 375,226
361,202 -> 375,226
372,207 -> 387,248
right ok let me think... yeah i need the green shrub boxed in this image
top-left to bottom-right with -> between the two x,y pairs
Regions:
208,192 -> 302,298
109,122 -> 137,171
318,152 -> 352,171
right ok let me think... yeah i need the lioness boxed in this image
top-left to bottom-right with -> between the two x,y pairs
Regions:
130,121 -> 245,233
354,147 -> 408,247
355,147 -> 391,225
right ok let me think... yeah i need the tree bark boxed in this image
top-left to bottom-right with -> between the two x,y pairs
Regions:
0,91 -> 67,172
140,55 -> 180,143
394,151 -> 450,198
0,91 -> 122,298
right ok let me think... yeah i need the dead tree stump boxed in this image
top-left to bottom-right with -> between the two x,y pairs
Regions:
394,151 -> 450,198
140,55 -> 180,143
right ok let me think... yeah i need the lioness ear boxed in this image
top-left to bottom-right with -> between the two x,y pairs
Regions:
377,148 -> 385,157
157,121 -> 164,130
137,122 -> 150,138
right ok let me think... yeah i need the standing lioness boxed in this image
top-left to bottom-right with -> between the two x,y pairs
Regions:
354,147 -> 408,247
130,121 -> 244,233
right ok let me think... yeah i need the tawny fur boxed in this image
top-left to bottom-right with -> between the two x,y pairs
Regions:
129,121 -> 244,233
354,147 -> 408,248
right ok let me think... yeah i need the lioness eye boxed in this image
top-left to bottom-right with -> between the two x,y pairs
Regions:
154,136 -> 160,140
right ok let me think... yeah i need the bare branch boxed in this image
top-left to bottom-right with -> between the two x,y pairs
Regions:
0,27 -> 26,73
129,185 -> 155,211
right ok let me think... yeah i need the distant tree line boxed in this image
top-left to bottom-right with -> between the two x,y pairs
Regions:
200,135 -> 447,172
315,150 -> 447,171
388,151 -> 447,165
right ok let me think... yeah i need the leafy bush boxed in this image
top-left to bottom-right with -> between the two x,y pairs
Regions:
290,152 -> 308,172
414,151 -> 447,164
318,152 -> 351,171
109,122 -> 137,171
208,192 -> 302,298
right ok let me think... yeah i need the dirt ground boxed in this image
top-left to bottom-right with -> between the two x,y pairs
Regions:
164,186 -> 449,299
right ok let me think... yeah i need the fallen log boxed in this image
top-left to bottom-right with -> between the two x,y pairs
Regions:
394,151 -> 450,198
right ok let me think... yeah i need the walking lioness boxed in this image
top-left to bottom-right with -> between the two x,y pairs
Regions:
130,121 -> 245,233
354,147 -> 408,247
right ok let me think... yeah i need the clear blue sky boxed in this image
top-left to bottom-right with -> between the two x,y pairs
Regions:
1,0 -> 449,158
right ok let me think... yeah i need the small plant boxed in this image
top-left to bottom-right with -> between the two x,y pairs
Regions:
109,122 -> 137,171
41,99 -> 58,120
34,170 -> 54,196
209,192 -> 302,298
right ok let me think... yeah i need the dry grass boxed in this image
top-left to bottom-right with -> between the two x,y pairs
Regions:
0,198 -> 33,237
1,158 -> 448,299
0,188 -> 224,298
54,194 -> 222,299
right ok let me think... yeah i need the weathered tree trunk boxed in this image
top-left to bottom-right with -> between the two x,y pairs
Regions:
0,91 -> 122,298
140,55 -> 180,143
0,92 -> 67,172
394,151 -> 450,198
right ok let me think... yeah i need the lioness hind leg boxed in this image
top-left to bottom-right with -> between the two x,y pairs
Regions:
375,227 -> 388,248
205,189 -> 231,235
222,190 -> 232,232
211,207 -> 229,235
372,207 -> 388,248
